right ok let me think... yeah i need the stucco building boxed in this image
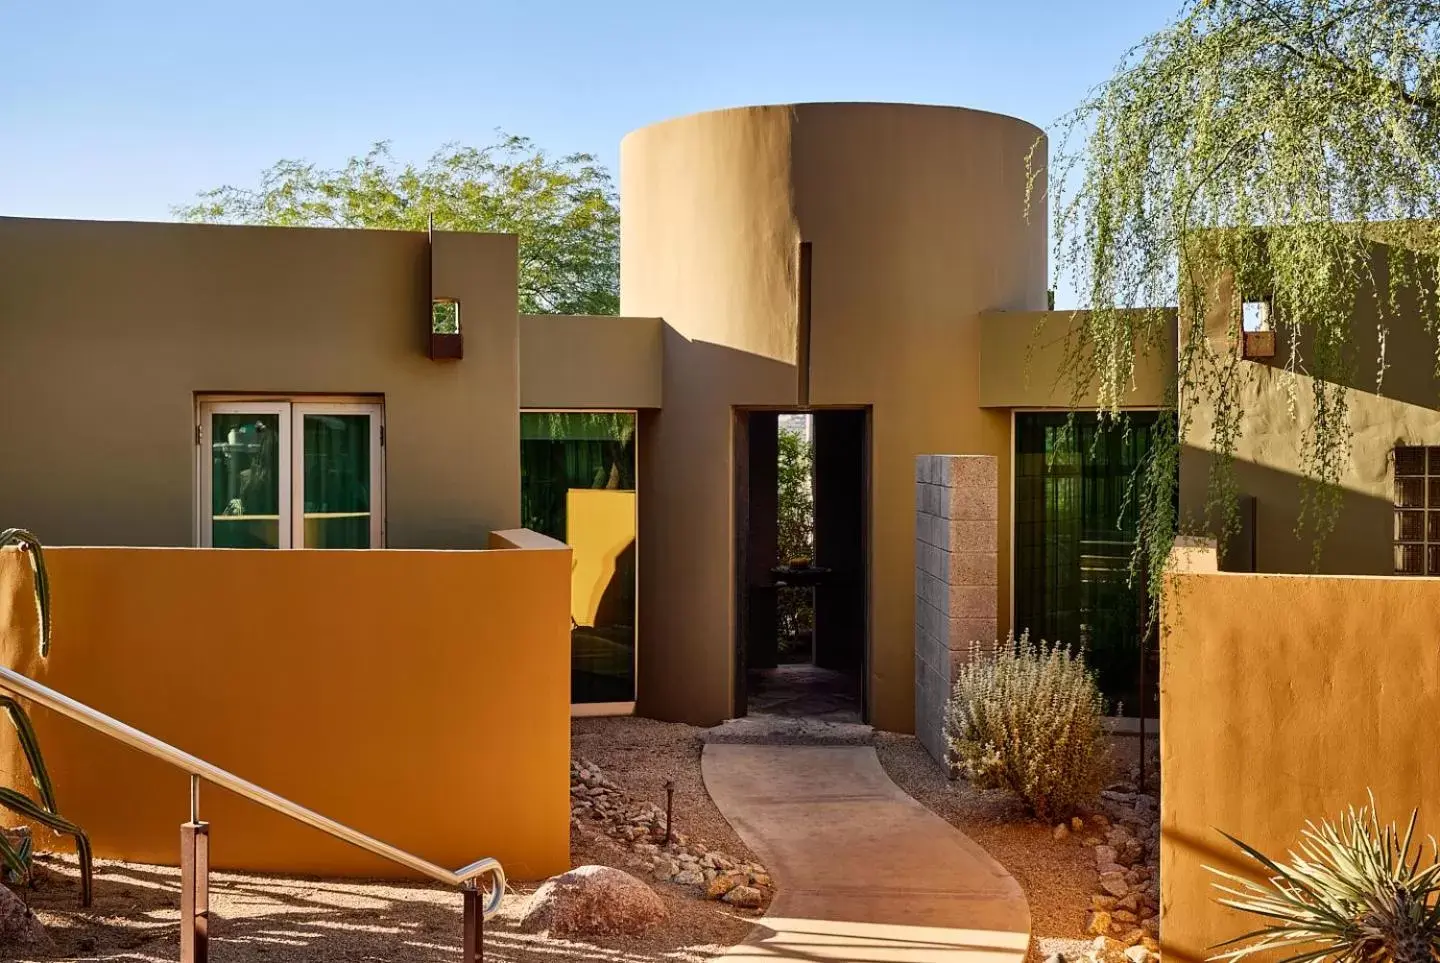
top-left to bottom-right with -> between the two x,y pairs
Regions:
4,101 -> 1436,744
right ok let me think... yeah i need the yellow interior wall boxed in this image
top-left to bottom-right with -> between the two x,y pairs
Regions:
0,541 -> 571,881
565,489 -> 637,627
1160,570 -> 1440,962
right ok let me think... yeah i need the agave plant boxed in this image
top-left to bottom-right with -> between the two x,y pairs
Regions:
1209,796 -> 1440,963
0,528 -> 93,906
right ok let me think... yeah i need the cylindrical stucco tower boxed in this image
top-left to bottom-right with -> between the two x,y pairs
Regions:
621,103 -> 1047,731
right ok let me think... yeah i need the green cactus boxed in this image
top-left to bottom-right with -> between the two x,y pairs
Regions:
1,529 -> 92,906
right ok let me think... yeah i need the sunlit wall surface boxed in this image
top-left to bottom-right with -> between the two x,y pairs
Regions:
520,412 -> 637,705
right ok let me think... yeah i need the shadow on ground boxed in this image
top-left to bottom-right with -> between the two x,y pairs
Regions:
14,854 -> 747,963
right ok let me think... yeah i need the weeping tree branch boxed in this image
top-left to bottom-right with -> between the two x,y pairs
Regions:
1035,0 -> 1440,609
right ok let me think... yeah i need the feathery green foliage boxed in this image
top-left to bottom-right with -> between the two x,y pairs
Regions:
1209,797 -> 1440,963
1038,0 -> 1440,603
946,631 -> 1111,820
0,532 -> 93,905
177,134 -> 620,315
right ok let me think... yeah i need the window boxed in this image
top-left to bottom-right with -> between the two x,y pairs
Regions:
1014,411 -> 1170,717
431,298 -> 460,334
198,399 -> 384,549
1242,299 -> 1272,332
520,411 -> 637,708
1393,446 -> 1440,575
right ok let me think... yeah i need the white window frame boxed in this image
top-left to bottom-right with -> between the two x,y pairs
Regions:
197,398 -> 385,549
198,400 -> 294,548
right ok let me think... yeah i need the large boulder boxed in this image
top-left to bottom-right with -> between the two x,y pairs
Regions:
519,865 -> 666,938
0,883 -> 56,956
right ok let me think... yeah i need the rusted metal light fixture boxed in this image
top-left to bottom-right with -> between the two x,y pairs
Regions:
431,298 -> 463,360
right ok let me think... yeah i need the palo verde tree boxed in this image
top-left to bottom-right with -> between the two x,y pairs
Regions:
1038,0 -> 1440,603
178,134 -> 619,315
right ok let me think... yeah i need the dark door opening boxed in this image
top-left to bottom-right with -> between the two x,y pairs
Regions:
734,408 -> 869,721
1013,411 -> 1169,719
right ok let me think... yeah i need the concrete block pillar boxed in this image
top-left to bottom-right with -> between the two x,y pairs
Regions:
914,454 -> 999,765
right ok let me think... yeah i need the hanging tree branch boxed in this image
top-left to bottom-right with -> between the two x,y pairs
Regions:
1035,0 -> 1440,607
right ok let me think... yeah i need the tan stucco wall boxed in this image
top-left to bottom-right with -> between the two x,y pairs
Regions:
1160,570 -> 1440,962
622,106 -> 804,724
0,540 -> 571,880
978,310 -> 1176,409
520,314 -> 662,409
1181,239 -> 1440,574
621,103 -> 1047,728
0,217 -> 520,549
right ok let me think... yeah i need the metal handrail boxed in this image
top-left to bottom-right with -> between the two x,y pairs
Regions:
0,664 -> 506,916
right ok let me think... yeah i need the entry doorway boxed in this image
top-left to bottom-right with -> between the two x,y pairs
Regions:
734,408 -> 870,721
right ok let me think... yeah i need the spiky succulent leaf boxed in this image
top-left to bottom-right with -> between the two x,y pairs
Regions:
0,830 -> 29,885
1209,798 -> 1440,963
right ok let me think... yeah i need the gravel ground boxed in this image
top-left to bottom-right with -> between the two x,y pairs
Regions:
875,732 -> 1151,963
8,718 -> 756,963
572,716 -> 759,867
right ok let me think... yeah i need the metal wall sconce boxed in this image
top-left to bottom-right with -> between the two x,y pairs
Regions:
431,298 -> 463,360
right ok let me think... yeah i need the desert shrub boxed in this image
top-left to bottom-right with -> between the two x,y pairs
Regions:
1211,797 -> 1440,963
945,631 -> 1110,820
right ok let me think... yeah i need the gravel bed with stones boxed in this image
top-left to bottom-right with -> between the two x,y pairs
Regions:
571,717 -> 772,909
876,731 -> 1161,963
6,718 -> 759,962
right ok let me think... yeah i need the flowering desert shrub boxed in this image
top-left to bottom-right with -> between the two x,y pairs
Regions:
945,631 -> 1110,820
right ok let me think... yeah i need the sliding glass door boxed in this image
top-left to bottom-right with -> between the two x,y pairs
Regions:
199,400 -> 384,549
1013,411 -> 1163,716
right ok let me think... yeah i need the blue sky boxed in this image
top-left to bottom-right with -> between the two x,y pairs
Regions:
1,0 -> 1176,224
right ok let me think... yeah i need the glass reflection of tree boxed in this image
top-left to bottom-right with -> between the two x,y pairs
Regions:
223,420 -> 276,516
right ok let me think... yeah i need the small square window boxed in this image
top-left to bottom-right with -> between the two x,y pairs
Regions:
1397,543 -> 1424,575
1396,446 -> 1428,477
1397,510 -> 1426,542
1242,299 -> 1272,332
431,298 -> 460,334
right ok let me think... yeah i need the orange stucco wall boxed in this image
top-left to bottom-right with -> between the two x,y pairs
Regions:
0,540 -> 571,881
1160,570 -> 1440,962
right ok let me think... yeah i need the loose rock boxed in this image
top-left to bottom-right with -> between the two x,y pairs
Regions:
570,758 -> 771,905
722,885 -> 764,909
0,884 -> 55,955
518,865 -> 668,938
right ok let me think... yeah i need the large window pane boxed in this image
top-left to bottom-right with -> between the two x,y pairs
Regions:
521,412 -> 637,704
1014,412 -> 1166,717
210,413 -> 281,549
302,413 -> 372,548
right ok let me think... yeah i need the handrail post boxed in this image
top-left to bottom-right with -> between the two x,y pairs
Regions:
180,816 -> 210,963
462,882 -> 483,962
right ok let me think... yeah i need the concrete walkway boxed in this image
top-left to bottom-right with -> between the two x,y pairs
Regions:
703,744 -> 1030,963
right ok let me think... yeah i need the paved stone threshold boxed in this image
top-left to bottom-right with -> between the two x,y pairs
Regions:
703,744 -> 1030,963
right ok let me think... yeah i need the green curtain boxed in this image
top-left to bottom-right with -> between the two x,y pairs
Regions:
1014,412 -> 1166,716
